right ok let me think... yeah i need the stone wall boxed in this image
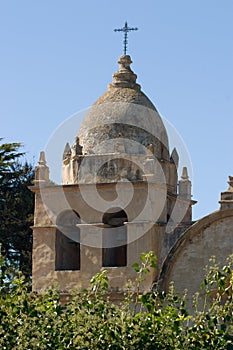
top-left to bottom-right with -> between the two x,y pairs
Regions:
159,210 -> 233,299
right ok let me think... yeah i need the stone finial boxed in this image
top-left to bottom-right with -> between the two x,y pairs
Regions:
109,55 -> 141,90
179,166 -> 191,199
170,148 -> 179,168
219,176 -> 233,210
227,176 -> 233,191
38,151 -> 46,164
72,137 -> 83,157
63,142 -> 71,161
181,166 -> 189,180
34,151 -> 50,185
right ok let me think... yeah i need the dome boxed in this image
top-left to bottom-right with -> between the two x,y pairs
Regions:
78,55 -> 169,160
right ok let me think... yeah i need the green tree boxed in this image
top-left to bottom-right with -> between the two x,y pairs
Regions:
0,251 -> 233,349
0,139 -> 34,281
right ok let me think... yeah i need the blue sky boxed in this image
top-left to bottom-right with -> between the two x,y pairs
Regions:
1,0 -> 233,220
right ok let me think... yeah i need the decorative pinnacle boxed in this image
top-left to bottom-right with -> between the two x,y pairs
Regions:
109,54 -> 141,90
181,166 -> 189,180
38,151 -> 47,165
114,21 -> 138,55
228,176 -> 233,191
34,151 -> 50,184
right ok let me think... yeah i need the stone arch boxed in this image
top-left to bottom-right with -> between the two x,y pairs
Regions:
158,210 -> 233,298
102,208 -> 128,267
55,210 -> 81,271
56,209 -> 81,226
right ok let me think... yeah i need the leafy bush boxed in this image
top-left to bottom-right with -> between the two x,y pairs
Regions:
0,251 -> 233,349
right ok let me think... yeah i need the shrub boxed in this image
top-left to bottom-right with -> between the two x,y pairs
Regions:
0,251 -> 233,349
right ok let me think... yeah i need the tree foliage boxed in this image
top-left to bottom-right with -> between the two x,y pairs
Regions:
0,139 -> 34,280
0,251 -> 233,349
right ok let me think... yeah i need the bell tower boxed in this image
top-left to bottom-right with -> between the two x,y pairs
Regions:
31,43 -> 195,298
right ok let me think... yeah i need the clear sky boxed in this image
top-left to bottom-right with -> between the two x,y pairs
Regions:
1,0 -> 233,220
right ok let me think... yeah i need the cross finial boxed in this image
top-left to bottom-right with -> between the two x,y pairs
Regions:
114,21 -> 138,55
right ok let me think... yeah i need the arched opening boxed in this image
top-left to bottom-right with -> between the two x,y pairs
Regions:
102,208 -> 128,267
55,210 -> 81,271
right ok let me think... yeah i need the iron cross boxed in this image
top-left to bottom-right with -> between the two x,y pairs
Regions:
114,21 -> 138,55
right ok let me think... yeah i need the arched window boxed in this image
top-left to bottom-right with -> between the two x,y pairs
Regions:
55,210 -> 80,271
102,208 -> 128,267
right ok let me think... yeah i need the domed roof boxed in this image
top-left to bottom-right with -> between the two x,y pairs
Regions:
78,55 -> 169,160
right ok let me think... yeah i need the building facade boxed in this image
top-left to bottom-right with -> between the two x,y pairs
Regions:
31,54 -> 233,299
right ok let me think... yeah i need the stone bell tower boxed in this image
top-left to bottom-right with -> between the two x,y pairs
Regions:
31,54 -> 195,298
